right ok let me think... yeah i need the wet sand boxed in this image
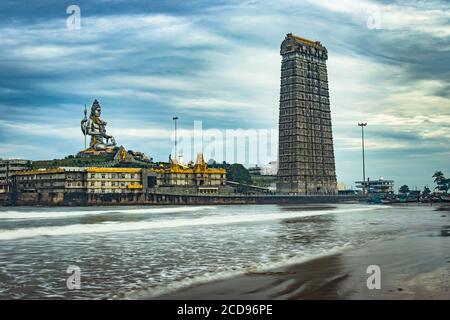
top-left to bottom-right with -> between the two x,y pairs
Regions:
155,219 -> 450,300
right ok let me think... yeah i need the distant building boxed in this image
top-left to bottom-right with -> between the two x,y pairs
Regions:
159,154 -> 227,194
338,189 -> 358,196
355,178 -> 394,194
276,33 -> 337,194
337,181 -> 358,195
248,166 -> 262,176
13,168 -> 86,193
261,161 -> 278,176
12,154 -> 228,195
0,159 -> 31,193
0,183 -> 8,194
337,182 -> 347,191
86,167 -> 143,193
250,163 -> 277,191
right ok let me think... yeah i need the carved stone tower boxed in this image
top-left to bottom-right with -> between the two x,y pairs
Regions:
277,33 -> 337,194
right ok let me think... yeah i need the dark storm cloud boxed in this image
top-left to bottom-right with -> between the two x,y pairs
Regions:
0,0 -> 236,24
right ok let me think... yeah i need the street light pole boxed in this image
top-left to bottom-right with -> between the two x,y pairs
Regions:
84,104 -> 87,150
173,116 -> 179,162
5,160 -> 10,193
358,123 -> 367,194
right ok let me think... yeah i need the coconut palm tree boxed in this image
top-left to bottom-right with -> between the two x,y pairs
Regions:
432,171 -> 449,193
433,171 -> 444,184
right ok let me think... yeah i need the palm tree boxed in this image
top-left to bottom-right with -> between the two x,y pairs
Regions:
433,171 -> 449,193
433,171 -> 444,184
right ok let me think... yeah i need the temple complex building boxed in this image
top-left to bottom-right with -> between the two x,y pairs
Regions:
0,159 -> 31,193
12,98 -> 229,196
277,33 -> 337,194
160,154 -> 227,194
12,154 -> 228,195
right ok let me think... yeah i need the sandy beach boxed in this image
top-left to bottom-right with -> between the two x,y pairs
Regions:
156,208 -> 450,300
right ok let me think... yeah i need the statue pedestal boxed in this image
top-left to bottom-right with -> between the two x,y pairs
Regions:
77,147 -> 117,158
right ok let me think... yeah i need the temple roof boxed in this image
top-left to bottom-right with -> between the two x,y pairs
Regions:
285,33 -> 326,50
281,33 -> 328,58
290,34 -> 318,46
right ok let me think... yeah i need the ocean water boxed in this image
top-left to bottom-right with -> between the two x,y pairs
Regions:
0,203 -> 445,299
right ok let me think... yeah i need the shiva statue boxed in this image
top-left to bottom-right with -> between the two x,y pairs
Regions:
81,99 -> 117,151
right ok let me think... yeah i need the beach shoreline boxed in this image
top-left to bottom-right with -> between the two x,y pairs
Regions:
154,219 -> 450,300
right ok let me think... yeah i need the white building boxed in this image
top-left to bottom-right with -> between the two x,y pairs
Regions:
261,161 -> 278,176
355,177 -> 394,194
337,182 -> 347,191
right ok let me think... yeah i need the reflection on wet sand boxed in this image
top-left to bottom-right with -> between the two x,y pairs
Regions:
277,204 -> 337,212
157,232 -> 450,300
278,214 -> 336,245
440,225 -> 450,237
248,255 -> 348,300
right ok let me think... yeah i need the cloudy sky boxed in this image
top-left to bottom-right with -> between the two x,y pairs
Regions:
0,0 -> 449,189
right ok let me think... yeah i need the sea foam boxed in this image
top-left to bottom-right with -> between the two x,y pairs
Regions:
0,206 -> 379,240
0,206 -> 216,220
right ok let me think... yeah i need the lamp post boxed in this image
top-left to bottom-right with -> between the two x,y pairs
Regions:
5,160 -> 10,193
358,123 -> 367,194
83,104 -> 87,150
173,116 -> 179,161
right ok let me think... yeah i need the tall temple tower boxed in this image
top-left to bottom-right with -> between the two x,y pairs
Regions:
277,33 -> 337,194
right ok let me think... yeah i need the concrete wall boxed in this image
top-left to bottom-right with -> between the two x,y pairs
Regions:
0,193 -> 10,206
11,192 -> 66,206
9,191 -> 363,206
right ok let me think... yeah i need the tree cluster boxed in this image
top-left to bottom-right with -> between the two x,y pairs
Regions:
433,171 -> 449,193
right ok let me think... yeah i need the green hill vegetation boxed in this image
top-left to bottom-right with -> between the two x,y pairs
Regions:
209,162 -> 252,184
31,154 -> 115,169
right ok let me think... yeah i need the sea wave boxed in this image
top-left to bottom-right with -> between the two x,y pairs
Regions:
0,206 -> 379,240
117,242 -> 356,299
0,206 -> 217,220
